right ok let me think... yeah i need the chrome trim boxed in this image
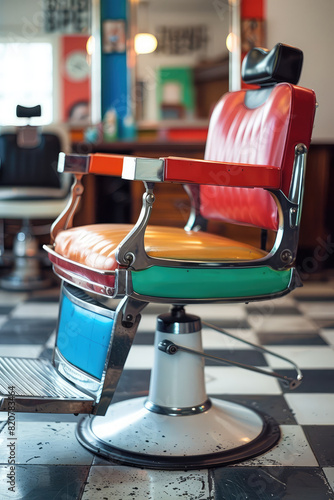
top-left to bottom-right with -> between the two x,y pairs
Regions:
54,348 -> 102,399
289,144 -> 307,205
58,153 -> 90,174
289,267 -> 302,289
183,184 -> 207,232
0,356 -> 94,414
144,398 -> 212,416
116,183 -> 155,269
44,245 -> 116,276
50,174 -> 84,242
94,296 -> 148,415
114,268 -> 127,297
52,263 -> 116,298
157,312 -> 201,334
116,145 -> 308,273
58,151 -> 66,172
116,188 -> 299,272
62,282 -> 116,319
288,144 -> 307,228
122,157 -> 164,182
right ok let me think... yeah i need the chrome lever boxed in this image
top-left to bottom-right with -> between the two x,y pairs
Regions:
158,329 -> 303,391
202,320 -> 303,389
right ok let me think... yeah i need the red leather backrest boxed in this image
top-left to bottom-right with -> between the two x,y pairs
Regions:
200,83 -> 316,231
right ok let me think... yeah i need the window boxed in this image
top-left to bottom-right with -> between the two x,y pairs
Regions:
0,43 -> 53,125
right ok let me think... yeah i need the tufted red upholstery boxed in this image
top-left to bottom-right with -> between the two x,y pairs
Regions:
201,83 -> 316,231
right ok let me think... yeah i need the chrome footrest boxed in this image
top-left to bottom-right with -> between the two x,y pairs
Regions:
0,357 -> 94,414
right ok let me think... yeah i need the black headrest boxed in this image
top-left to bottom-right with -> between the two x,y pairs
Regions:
241,43 -> 303,86
16,105 -> 42,118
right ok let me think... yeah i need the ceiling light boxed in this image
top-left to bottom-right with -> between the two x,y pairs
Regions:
134,33 -> 157,55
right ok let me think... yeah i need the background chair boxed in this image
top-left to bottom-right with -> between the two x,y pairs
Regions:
0,105 -> 71,290
0,44 -> 316,469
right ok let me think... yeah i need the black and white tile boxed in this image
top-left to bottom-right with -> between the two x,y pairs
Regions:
0,279 -> 333,499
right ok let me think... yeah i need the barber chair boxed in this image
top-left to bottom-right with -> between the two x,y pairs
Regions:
0,105 -> 70,290
0,44 -> 316,469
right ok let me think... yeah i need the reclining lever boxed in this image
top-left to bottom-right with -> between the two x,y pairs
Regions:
158,319 -> 303,391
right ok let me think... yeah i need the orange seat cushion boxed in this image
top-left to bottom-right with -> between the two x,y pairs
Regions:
54,224 -> 267,271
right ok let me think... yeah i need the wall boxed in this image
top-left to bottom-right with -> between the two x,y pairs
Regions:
0,0 -> 43,35
267,0 -> 334,143
0,0 -> 61,123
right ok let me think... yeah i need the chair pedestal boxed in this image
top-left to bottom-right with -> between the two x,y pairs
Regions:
0,221 -> 52,290
76,308 -> 280,469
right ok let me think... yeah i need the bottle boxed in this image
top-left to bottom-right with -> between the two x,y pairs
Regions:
103,108 -> 118,142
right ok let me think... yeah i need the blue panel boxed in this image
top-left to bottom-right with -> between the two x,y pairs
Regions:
102,53 -> 128,118
101,0 -> 129,124
57,294 -> 113,379
101,0 -> 126,20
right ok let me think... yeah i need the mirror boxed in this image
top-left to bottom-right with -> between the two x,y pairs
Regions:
134,0 -> 231,125
0,0 -> 234,130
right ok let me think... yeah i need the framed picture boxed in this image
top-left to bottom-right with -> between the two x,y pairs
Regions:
102,20 -> 126,53
44,0 -> 90,34
241,19 -> 265,53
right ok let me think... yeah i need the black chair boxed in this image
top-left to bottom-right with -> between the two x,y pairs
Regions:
0,105 -> 71,290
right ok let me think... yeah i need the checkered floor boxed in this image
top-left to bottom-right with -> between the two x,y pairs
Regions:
0,277 -> 334,499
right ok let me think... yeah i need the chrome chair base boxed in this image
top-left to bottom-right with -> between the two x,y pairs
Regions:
0,271 -> 53,291
0,223 -> 52,291
76,307 -> 280,469
76,397 -> 280,469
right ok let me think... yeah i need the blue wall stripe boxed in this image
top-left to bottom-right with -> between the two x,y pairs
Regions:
101,0 -> 128,122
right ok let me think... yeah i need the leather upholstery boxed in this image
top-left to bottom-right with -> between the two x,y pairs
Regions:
201,83 -> 316,231
54,224 -> 267,271
0,133 -> 61,188
16,105 -> 41,118
242,43 -> 303,86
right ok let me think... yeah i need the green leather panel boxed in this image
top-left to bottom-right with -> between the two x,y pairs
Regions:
131,266 -> 292,299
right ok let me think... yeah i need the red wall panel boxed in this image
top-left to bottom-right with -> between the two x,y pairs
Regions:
61,35 -> 90,122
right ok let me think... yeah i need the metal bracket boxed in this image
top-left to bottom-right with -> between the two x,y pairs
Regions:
265,190 -> 300,269
50,173 -> 84,243
183,184 -> 208,232
119,295 -> 148,328
94,296 -> 148,415
116,182 -> 155,270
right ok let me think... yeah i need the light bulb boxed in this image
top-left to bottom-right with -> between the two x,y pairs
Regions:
226,32 -> 238,52
86,35 -> 95,56
134,33 -> 158,55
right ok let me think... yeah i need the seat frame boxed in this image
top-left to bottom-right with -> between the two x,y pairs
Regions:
45,141 -> 306,302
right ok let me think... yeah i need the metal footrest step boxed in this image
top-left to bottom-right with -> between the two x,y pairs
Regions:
0,357 -> 94,414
